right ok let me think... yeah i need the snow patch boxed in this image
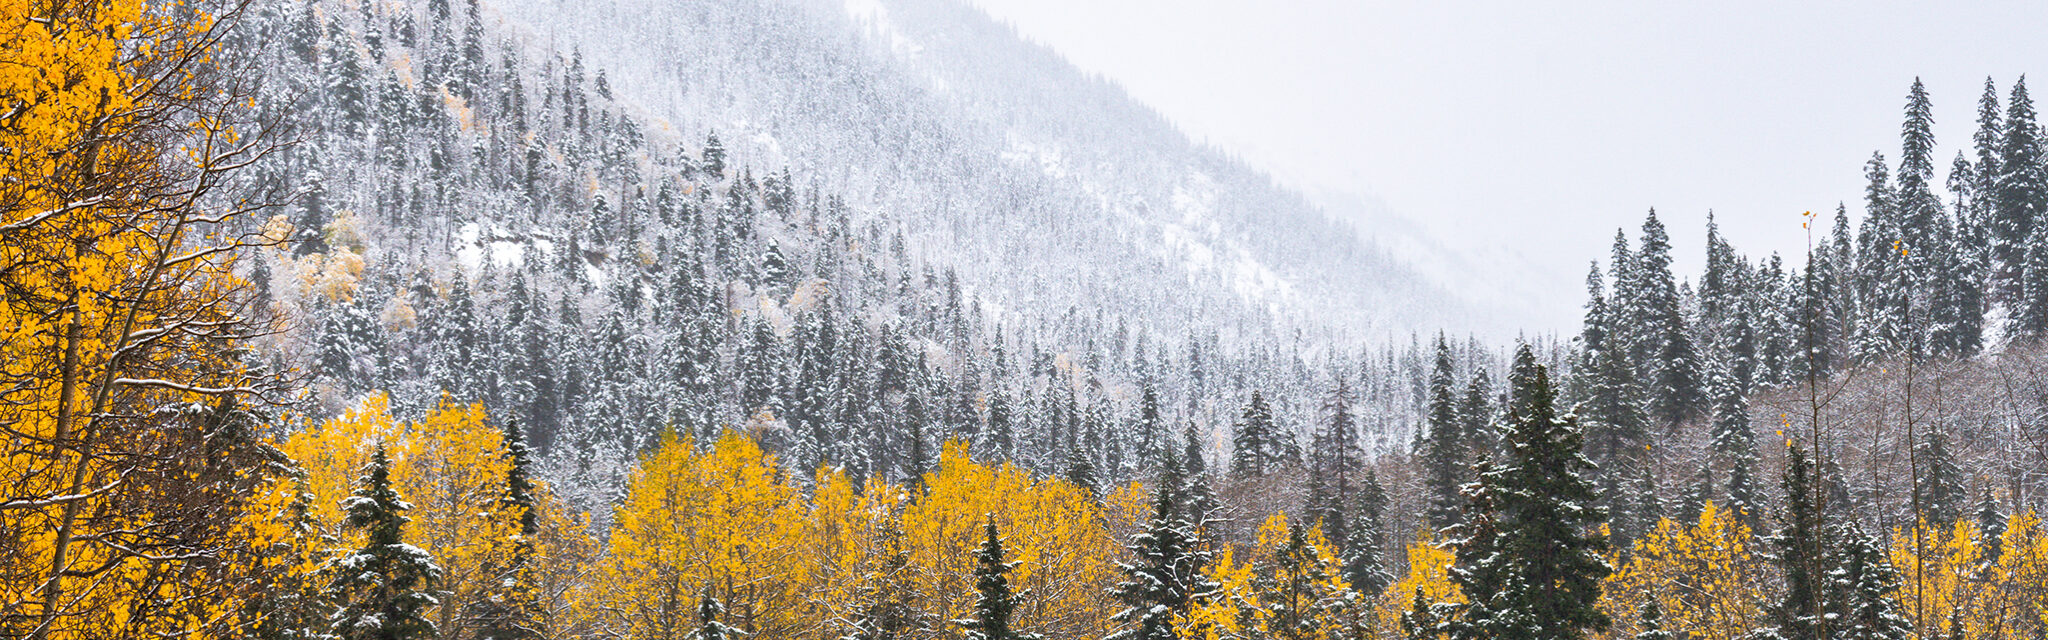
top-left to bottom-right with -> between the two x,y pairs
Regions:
454,222 -> 531,272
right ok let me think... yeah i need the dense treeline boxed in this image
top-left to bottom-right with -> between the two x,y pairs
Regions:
1541,76 -> 2048,545
12,0 -> 2048,639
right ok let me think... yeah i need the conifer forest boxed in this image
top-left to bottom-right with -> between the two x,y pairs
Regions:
12,0 -> 2048,639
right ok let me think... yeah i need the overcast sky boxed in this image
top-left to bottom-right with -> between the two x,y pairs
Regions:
964,0 -> 2048,330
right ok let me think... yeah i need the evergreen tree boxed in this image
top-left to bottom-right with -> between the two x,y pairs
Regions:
1916,425 -> 1966,526
1830,526 -> 1912,640
1401,587 -> 1443,640
1107,460 -> 1216,640
1633,599 -> 1673,640
701,132 -> 727,179
1230,391 -> 1279,477
1768,444 -> 1831,640
1420,336 -> 1467,530
1857,152 -> 1908,361
741,320 -> 783,420
845,508 -> 929,640
1306,380 -> 1361,548
1996,77 -> 2046,291
1459,369 -> 1495,461
1635,211 -> 1704,428
688,589 -> 740,640
252,478 -> 333,640
1449,345 -> 1612,640
1581,261 -> 1649,534
1343,470 -> 1392,598
2020,222 -> 2048,337
471,419 -> 545,640
985,386 -> 1015,462
1256,523 -> 1349,640
1180,424 -> 1220,523
1976,486 -> 2008,564
1972,77 -> 2004,235
1134,383 -> 1165,468
1728,456 -> 1763,532
327,445 -> 442,640
1618,453 -> 1664,546
960,515 -> 1032,640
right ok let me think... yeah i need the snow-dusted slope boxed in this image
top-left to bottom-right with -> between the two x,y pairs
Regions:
494,0 -> 1491,343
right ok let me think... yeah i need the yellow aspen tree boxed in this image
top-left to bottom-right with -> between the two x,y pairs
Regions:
901,442 -> 1126,640
1177,546 -> 1263,640
1982,512 -> 2048,638
804,468 -> 920,640
1374,530 -> 1461,636
1888,518 -> 1990,638
2,0 -> 290,635
280,396 -> 581,640
1605,502 -> 1766,640
580,430 -> 809,640
1175,514 -> 1353,640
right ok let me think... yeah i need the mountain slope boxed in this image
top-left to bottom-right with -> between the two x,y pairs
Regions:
492,0 -> 1485,342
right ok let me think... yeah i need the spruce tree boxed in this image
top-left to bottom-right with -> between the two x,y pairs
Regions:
846,508 -> 930,640
1635,211 -> 1704,428
1996,77 -> 2046,291
1107,458 -> 1216,640
1830,526 -> 1912,640
960,515 -> 1031,640
2020,223 -> 2048,337
1857,152 -> 1908,361
1306,380 -> 1361,549
1976,486 -> 2007,564
689,589 -> 740,640
1915,426 -> 1965,525
1344,470 -> 1393,598
701,132 -> 727,179
1449,345 -> 1611,640
252,478 -> 332,640
1973,77 -> 2004,235
1180,424 -> 1220,522
471,419 -> 545,640
1135,383 -> 1165,468
1257,523 -> 1349,640
1769,444 -> 1830,640
327,445 -> 442,640
1421,336 -> 1467,530
1401,587 -> 1442,640
1230,391 -> 1278,477
1581,263 -> 1649,536
1634,599 -> 1673,640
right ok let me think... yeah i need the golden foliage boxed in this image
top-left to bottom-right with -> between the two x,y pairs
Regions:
281,395 -> 590,640
1,0 -> 286,635
903,442 -> 1130,639
1374,529 -> 1461,636
1178,514 -> 1359,640
1604,502 -> 1766,640
1888,513 -> 2048,639
574,437 -> 1130,640
577,430 -> 812,640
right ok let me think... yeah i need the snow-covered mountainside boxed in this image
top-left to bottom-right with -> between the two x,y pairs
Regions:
224,0 -> 1540,521
492,0 -> 1482,341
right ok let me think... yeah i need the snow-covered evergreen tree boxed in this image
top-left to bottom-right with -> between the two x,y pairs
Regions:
1420,335 -> 1467,530
960,515 -> 1032,640
1449,345 -> 1611,640
326,445 -> 442,640
1829,526 -> 1912,640
1107,456 -> 1215,640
